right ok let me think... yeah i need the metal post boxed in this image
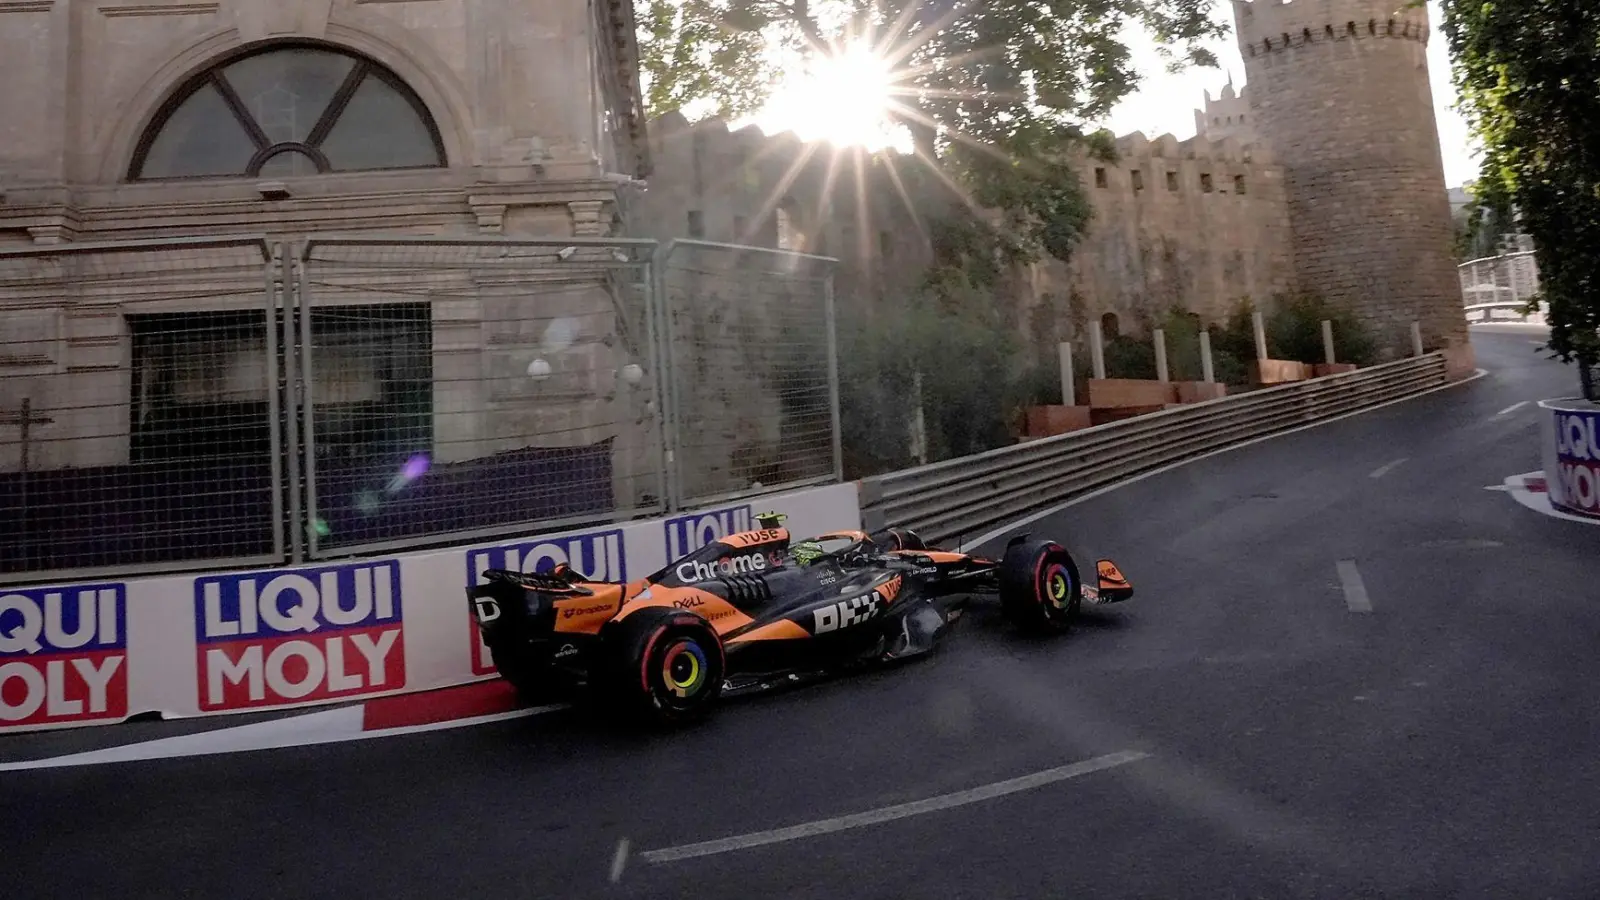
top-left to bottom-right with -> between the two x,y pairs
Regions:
1199,330 -> 1216,384
265,244 -> 285,563
1252,310 -> 1268,360
657,241 -> 685,511
1088,320 -> 1107,380
1058,341 -> 1075,405
285,248 -> 303,563
1321,319 -> 1336,365
822,267 -> 844,484
300,244 -> 320,558
909,370 -> 928,465
1411,322 -> 1424,357
641,253 -> 671,512
1153,328 -> 1169,382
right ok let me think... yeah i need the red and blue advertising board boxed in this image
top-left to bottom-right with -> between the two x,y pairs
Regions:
0,584 -> 128,728
194,561 -> 405,712
1546,405 -> 1600,519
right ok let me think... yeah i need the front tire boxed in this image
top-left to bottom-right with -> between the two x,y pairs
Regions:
999,539 -> 1082,634
592,607 -> 725,726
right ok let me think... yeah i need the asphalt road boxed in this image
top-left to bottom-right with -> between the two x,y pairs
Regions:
5,328 -> 1595,900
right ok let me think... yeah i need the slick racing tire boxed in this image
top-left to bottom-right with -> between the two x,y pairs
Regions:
592,607 -> 725,726
998,539 -> 1082,635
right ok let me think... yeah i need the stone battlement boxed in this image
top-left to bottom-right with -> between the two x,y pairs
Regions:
1233,0 -> 1433,57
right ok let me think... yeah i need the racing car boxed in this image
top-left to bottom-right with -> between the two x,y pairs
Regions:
466,514 -> 1133,725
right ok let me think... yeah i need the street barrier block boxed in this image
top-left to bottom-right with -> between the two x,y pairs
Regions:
1082,378 -> 1180,409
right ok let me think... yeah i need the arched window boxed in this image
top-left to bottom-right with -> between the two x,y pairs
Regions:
130,43 -> 446,181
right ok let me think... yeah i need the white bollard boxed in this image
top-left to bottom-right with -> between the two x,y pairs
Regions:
1252,310 -> 1268,361
1322,320 -> 1336,365
1199,330 -> 1216,384
1153,328 -> 1169,382
1411,322 -> 1424,357
1058,341 -> 1075,406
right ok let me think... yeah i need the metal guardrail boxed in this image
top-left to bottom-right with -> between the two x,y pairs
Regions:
1464,301 -> 1541,324
858,353 -> 1450,545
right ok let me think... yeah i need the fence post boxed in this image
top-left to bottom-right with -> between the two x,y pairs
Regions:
265,242 -> 286,564
822,266 -> 844,484
1199,330 -> 1216,384
1088,320 -> 1107,380
641,247 -> 672,514
654,241 -> 683,511
1411,322 -> 1424,357
1252,310 -> 1268,360
1153,328 -> 1169,382
1321,319 -> 1336,365
1059,341 -> 1075,405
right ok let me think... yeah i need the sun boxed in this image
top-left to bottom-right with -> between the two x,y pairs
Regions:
752,42 -> 910,151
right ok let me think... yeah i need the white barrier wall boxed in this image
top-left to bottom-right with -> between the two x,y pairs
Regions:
0,482 -> 861,734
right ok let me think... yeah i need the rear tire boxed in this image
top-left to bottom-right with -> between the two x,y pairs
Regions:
591,607 -> 725,726
999,539 -> 1082,634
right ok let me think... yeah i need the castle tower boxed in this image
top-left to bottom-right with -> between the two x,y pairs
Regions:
1194,77 -> 1258,146
1232,0 -> 1468,357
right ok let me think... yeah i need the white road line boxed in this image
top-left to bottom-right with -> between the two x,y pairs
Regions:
0,704 -> 565,772
609,838 -> 631,883
1369,458 -> 1409,479
640,750 -> 1149,864
1494,400 -> 1530,418
957,368 -> 1489,551
1336,560 -> 1373,614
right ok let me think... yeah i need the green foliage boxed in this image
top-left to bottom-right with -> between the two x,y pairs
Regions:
1452,181 -> 1516,261
1434,0 -> 1600,395
635,0 -> 1226,268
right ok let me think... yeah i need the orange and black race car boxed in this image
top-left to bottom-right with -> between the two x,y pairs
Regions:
466,514 -> 1133,724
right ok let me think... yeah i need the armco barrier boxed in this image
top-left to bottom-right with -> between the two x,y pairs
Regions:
0,481 -> 858,734
859,354 -> 1451,544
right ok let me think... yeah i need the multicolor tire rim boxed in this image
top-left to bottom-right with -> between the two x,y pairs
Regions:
660,638 -> 710,699
1042,562 -> 1074,610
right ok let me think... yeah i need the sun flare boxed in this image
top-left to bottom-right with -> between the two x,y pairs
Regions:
753,42 -> 911,151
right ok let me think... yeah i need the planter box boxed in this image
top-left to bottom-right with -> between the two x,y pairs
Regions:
1080,378 -> 1179,409
1175,381 -> 1228,403
1024,405 -> 1093,438
1091,405 -> 1167,426
1312,363 -> 1359,377
1250,359 -> 1311,385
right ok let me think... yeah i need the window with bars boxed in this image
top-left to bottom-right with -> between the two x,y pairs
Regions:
129,43 -> 447,181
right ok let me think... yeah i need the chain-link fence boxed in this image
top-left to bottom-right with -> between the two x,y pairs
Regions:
295,236 -> 666,558
657,239 -> 842,507
0,236 -> 283,582
0,233 -> 842,582
1459,248 -> 1542,323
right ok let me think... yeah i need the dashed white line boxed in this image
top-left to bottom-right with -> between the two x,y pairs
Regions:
609,838 -> 631,883
1336,560 -> 1373,614
1494,401 -> 1530,418
640,750 -> 1150,863
1369,458 -> 1409,479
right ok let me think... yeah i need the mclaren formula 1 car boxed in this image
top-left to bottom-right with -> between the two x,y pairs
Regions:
466,515 -> 1133,724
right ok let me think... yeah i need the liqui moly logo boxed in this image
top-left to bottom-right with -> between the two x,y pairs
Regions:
1553,411 -> 1600,516
194,562 -> 404,712
0,585 -> 127,728
664,505 -> 753,560
465,527 -> 626,675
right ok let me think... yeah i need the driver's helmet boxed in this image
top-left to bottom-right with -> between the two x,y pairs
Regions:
755,510 -> 787,530
789,539 -> 825,566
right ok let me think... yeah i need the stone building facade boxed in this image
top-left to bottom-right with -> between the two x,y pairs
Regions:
0,0 -> 662,543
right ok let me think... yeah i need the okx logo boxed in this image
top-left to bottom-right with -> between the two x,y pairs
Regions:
664,505 -> 753,561
0,585 -> 127,728
194,562 -> 404,712
464,527 -> 626,675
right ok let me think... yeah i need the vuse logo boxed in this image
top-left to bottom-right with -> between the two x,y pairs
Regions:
194,562 -> 404,711
0,585 -> 127,728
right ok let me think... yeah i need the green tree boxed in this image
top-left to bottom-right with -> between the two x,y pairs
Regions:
1434,0 -> 1600,399
635,0 -> 1227,268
